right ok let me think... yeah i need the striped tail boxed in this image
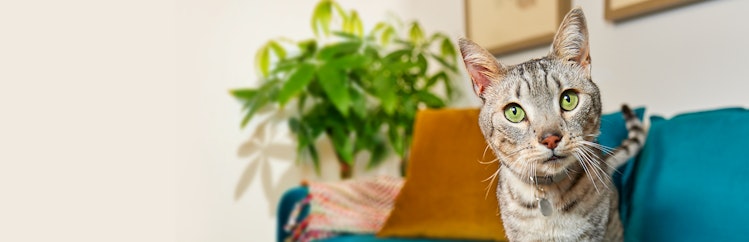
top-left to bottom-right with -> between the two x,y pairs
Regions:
605,104 -> 647,175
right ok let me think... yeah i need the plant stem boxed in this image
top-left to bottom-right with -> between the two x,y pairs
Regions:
339,161 -> 352,179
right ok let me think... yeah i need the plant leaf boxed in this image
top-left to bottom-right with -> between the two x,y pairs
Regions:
382,49 -> 412,73
329,55 -> 368,70
408,22 -> 424,45
317,41 -> 361,60
332,31 -> 359,40
292,116 -> 322,174
371,22 -> 387,36
443,73 -> 457,101
381,26 -> 395,46
426,71 -> 447,88
307,143 -> 321,174
341,9 -> 352,34
349,87 -> 367,118
330,0 -> 347,19
330,126 -> 354,165
429,53 -> 458,72
230,88 -> 258,101
317,63 -> 351,116
237,79 -> 279,128
255,44 -> 271,77
311,0 -> 332,37
349,10 -> 363,37
297,39 -> 318,58
366,135 -> 388,169
240,97 -> 267,128
270,59 -> 298,76
374,75 -> 397,115
440,37 -> 457,60
416,53 -> 428,76
268,40 -> 286,60
388,125 -> 405,157
417,91 -> 446,108
278,63 -> 315,105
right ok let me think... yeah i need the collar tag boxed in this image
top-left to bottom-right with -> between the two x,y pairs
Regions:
539,198 -> 553,216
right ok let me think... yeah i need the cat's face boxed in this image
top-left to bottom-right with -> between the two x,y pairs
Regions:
460,8 -> 601,176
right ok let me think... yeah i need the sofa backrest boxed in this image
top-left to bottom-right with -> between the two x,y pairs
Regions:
622,108 -> 749,241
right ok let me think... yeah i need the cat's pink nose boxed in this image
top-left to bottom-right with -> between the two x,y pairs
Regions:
541,135 -> 561,150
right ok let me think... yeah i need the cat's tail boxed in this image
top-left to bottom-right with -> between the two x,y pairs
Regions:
605,104 -> 647,175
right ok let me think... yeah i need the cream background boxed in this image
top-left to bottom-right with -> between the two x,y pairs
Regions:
1,0 -> 747,241
1,0 -> 177,241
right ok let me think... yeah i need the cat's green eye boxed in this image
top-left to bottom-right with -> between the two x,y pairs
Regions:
504,104 -> 525,123
560,90 -> 579,111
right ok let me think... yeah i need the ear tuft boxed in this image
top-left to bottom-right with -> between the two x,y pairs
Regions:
459,38 -> 505,98
550,7 -> 591,71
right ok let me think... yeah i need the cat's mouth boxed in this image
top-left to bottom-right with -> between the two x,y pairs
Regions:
544,155 -> 566,163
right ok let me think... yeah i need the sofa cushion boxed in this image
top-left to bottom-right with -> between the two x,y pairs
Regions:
623,108 -> 749,241
376,108 -> 507,241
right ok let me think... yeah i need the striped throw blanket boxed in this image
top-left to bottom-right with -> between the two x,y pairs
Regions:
285,175 -> 404,241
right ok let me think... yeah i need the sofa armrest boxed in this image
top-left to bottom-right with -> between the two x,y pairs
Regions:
277,186 -> 309,242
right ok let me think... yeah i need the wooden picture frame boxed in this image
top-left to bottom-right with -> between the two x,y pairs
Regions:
465,0 -> 571,56
605,0 -> 705,22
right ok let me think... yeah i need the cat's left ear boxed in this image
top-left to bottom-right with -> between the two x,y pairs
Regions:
550,7 -> 591,76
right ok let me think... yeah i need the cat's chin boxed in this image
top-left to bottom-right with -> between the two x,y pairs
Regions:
543,155 -> 566,163
535,155 -> 576,174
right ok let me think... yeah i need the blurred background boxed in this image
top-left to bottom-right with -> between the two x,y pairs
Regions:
2,0 -> 747,241
181,0 -> 749,241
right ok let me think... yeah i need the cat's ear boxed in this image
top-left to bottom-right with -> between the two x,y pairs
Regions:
550,8 -> 591,75
459,38 -> 506,97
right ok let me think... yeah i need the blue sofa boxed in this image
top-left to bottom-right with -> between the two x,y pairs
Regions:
277,107 -> 749,241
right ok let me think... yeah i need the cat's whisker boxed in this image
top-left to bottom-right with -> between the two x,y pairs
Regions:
580,140 -> 616,155
505,146 -> 532,156
578,140 -> 615,165
482,167 -> 500,182
482,144 -> 492,159
574,136 -> 614,159
578,146 -> 611,191
483,167 -> 500,199
478,157 -> 499,165
563,166 -> 574,180
532,162 -> 538,187
578,147 -> 606,187
573,149 -> 600,193
580,143 -> 624,175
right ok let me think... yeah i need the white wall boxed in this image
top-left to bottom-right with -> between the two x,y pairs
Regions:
2,1 -> 177,241
500,0 -> 749,117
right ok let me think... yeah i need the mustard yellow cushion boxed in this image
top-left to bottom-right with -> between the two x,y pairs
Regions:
377,108 -> 507,241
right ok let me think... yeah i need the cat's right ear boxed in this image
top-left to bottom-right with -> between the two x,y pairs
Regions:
459,38 -> 506,98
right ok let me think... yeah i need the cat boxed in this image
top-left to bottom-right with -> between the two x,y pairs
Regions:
459,8 -> 646,241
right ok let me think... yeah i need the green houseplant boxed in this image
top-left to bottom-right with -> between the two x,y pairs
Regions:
231,0 -> 459,179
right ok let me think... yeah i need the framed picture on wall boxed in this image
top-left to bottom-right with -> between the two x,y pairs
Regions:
605,0 -> 705,22
464,0 -> 571,56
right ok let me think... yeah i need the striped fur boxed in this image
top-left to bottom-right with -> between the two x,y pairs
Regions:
460,8 -> 646,242
604,105 -> 647,173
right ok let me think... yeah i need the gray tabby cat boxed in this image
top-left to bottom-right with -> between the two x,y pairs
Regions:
459,8 -> 646,241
